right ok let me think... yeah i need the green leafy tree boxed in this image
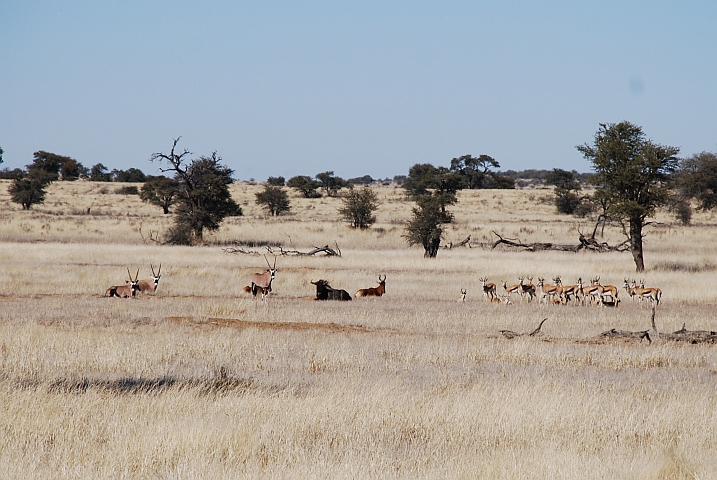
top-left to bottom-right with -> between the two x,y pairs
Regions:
545,168 -> 582,214
403,196 -> 453,258
151,138 -> 241,243
403,163 -> 438,197
60,159 -> 86,181
339,186 -> 381,229
140,175 -> 178,214
0,168 -> 25,180
267,176 -> 285,186
27,151 -> 74,184
577,122 -> 679,272
113,168 -> 147,183
9,176 -> 47,209
255,185 -> 291,216
287,175 -> 322,198
0,146 -> 3,164
315,171 -> 348,197
675,151 -> 717,211
90,163 -> 112,182
403,163 -> 464,213
449,154 -> 501,189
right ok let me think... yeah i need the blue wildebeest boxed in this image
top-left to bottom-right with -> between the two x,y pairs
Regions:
311,279 -> 352,301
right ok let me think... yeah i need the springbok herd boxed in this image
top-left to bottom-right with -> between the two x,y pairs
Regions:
474,276 -> 662,308
103,258 -> 662,309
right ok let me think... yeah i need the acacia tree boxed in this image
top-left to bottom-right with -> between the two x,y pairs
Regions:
675,151 -> 717,211
9,174 -> 48,209
287,175 -> 322,198
140,175 -> 178,214
403,196 -> 453,258
339,186 -> 381,229
545,168 -> 582,214
449,154 -> 500,189
256,185 -> 291,216
151,138 -> 241,243
315,171 -> 348,197
577,122 -> 679,272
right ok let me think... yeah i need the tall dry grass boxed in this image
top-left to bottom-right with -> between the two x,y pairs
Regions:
1,180 -> 716,478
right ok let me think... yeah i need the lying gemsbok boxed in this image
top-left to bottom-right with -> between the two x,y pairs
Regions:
250,255 -> 277,300
105,268 -> 140,298
137,264 -> 162,294
311,280 -> 352,301
356,275 -> 386,297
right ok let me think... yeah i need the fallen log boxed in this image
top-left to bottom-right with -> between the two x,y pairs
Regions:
662,324 -> 717,344
500,318 -> 548,339
598,329 -> 652,343
443,235 -> 471,249
488,231 -> 629,253
224,242 -> 342,257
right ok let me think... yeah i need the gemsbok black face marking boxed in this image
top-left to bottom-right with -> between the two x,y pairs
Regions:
250,255 -> 277,300
137,264 -> 161,294
105,268 -> 140,298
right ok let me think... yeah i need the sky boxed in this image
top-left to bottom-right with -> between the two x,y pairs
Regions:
1,1 -> 716,181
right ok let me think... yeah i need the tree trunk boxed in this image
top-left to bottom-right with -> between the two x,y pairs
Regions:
162,205 -> 170,214
629,217 -> 645,272
423,232 -> 441,258
194,226 -> 203,242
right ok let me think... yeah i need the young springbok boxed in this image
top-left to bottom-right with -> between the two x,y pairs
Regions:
356,275 -> 386,297
479,277 -> 497,301
137,264 -> 161,294
250,256 -> 277,300
457,289 -> 467,302
105,268 -> 140,298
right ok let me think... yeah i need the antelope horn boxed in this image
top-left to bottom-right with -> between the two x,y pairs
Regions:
264,255 -> 272,269
157,264 -> 161,275
127,267 -> 132,282
273,256 -> 277,269
135,269 -> 140,282
151,264 -> 156,276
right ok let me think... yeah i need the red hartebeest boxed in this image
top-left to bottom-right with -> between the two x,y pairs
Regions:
105,268 -> 140,298
356,275 -> 386,297
250,256 -> 277,300
137,264 -> 162,294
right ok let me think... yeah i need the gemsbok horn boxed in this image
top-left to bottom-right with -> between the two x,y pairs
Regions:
137,264 -> 161,294
250,255 -> 277,300
105,268 -> 140,298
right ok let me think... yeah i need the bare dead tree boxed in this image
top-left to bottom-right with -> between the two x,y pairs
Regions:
500,318 -> 548,339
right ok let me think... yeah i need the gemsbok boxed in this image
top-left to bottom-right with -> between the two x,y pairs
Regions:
137,264 -> 162,294
457,289 -> 467,302
105,268 -> 140,298
356,275 -> 386,297
251,256 -> 277,300
311,280 -> 352,301
479,277 -> 497,301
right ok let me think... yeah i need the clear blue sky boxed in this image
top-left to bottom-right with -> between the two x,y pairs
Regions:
2,1 -> 715,180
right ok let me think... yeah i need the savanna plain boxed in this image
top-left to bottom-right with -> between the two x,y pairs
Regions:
1,179 -> 716,479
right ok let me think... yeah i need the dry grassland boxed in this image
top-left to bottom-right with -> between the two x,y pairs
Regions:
1,179 -> 717,479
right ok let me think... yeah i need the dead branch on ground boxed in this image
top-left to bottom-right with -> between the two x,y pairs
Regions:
500,318 -> 548,339
443,235 -> 471,249
224,242 -> 342,257
138,225 -> 161,245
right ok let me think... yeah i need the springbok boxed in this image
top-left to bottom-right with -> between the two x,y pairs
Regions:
502,280 -> 521,302
311,280 -> 352,301
519,277 -> 536,302
251,256 -> 277,300
632,279 -> 662,307
537,277 -> 561,305
597,279 -> 619,306
489,294 -> 513,305
623,278 -> 639,305
137,264 -> 161,294
457,289 -> 467,302
579,277 -> 604,306
479,277 -> 497,301
356,275 -> 386,297
557,277 -> 581,305
105,268 -> 140,298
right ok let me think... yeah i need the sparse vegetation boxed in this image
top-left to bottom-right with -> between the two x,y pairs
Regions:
255,185 -> 291,216
0,179 -> 716,478
339,186 -> 380,229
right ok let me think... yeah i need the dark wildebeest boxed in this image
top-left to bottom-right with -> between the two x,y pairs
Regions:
311,280 -> 352,301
